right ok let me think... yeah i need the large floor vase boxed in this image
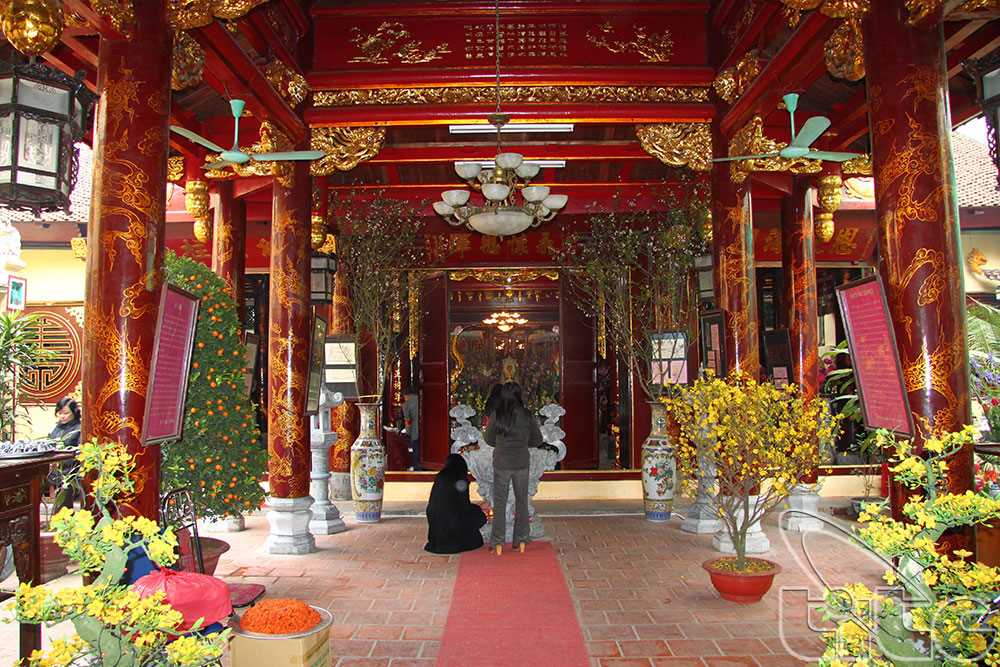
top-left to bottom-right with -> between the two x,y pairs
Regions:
702,557 -> 781,604
350,402 -> 385,523
641,402 -> 676,522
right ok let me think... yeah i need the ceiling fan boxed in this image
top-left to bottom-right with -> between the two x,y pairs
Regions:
169,99 -> 325,170
714,93 -> 862,164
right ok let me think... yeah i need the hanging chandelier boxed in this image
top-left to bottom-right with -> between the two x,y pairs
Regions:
483,311 -> 527,333
432,0 -> 567,238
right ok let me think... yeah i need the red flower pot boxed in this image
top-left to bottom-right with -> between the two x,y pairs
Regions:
702,557 -> 781,604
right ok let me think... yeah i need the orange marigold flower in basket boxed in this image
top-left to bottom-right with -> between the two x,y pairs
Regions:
241,599 -> 321,635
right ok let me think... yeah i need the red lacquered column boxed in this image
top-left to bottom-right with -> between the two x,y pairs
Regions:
82,0 -> 171,520
211,179 -> 246,324
863,2 -> 972,521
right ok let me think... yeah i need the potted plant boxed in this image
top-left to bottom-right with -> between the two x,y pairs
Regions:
0,311 -> 46,442
161,252 -> 267,531
335,192 -> 424,522
668,373 -> 837,603
559,180 -> 710,521
6,439 -> 230,667
818,426 -> 1000,665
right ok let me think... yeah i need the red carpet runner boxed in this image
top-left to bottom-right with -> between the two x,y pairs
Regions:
436,541 -> 590,667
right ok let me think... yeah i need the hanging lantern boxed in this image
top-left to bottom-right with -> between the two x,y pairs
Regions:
185,179 -> 211,242
816,174 -> 842,243
0,59 -> 96,214
0,0 -> 64,56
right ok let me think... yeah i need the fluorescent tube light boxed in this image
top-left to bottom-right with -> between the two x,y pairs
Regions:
448,123 -> 575,134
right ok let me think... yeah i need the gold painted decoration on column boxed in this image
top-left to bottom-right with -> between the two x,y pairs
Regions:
309,127 -> 386,175
0,0 -> 64,55
265,60 -> 309,107
585,21 -> 673,62
171,30 -> 204,91
635,123 -> 712,172
92,0 -> 134,35
166,156 -> 185,182
713,50 -> 760,103
728,116 -> 822,183
314,85 -> 710,107
816,174 -> 842,243
408,272 -> 420,361
348,22 -> 451,64
204,120 -> 294,187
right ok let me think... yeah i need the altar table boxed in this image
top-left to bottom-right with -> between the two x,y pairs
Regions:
0,452 -> 74,662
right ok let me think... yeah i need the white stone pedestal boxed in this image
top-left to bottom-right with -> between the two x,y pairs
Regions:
265,495 -> 316,554
199,514 -> 245,533
713,495 -> 770,554
780,483 -> 824,533
681,456 -> 720,534
309,387 -> 347,535
329,472 -> 352,500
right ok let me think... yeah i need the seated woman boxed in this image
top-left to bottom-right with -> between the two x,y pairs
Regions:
425,454 -> 487,554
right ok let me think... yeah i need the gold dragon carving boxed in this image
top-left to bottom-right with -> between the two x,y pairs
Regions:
204,120 -> 294,187
778,1 -> 868,81
728,115 -> 823,183
635,123 -> 713,172
348,22 -> 450,64
309,127 -> 386,175
842,154 -> 873,176
171,30 -> 204,91
585,21 -> 673,63
713,51 -> 761,104
168,0 -> 268,30
313,85 -> 709,107
166,156 -> 185,182
264,60 -> 309,107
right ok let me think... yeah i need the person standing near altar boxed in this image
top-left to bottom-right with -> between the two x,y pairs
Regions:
402,386 -> 422,471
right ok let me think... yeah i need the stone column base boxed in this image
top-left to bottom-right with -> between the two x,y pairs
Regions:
780,483 -> 824,533
310,502 -> 347,535
681,501 -> 721,534
329,472 -> 352,500
199,514 -> 246,533
265,496 -> 316,554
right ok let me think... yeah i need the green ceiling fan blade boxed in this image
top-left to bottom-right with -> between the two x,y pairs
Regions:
807,150 -> 862,162
791,116 -> 831,148
203,160 -> 234,170
170,126 -> 225,153
712,152 -> 780,163
251,151 -> 326,161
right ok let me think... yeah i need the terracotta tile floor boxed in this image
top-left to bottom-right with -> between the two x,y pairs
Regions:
0,502 -> 885,667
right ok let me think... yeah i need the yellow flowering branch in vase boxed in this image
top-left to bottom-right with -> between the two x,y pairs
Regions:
2,440 -> 229,667
667,373 -> 837,571
818,425 -> 1000,666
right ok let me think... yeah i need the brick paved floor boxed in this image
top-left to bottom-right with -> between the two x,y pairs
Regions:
1,505 -> 884,667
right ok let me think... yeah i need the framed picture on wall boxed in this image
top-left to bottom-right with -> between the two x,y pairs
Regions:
306,313 -> 327,414
5,275 -> 26,311
698,309 -> 727,377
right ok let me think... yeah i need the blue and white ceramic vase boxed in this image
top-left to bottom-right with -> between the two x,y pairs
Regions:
641,402 -> 676,522
350,402 -> 385,523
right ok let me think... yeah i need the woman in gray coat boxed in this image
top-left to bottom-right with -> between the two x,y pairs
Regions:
483,382 -> 544,554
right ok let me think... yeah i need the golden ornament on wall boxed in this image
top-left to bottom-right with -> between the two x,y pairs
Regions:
815,174 -> 842,243
265,60 -> 309,107
193,219 -> 211,243
314,85 -> 709,107
824,18 -> 865,81
702,210 -> 713,245
728,116 -> 822,183
0,0 -> 64,56
167,0 -> 267,31
635,123 -> 713,172
348,21 -> 450,64
171,30 -> 204,91
185,179 -> 211,242
586,21 -> 673,63
317,233 -> 336,255
842,153 -> 872,176
91,0 -> 134,35
310,213 -> 326,251
166,156 -> 185,183
70,236 -> 87,261
713,50 -> 760,104
309,126 -> 386,175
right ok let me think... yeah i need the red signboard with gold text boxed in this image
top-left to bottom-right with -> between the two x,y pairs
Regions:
142,284 -> 200,445
836,275 -> 914,437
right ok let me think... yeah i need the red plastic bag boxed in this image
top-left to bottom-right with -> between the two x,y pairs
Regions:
133,568 -> 232,632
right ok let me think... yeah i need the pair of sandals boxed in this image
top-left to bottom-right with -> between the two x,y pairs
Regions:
492,543 -> 527,555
